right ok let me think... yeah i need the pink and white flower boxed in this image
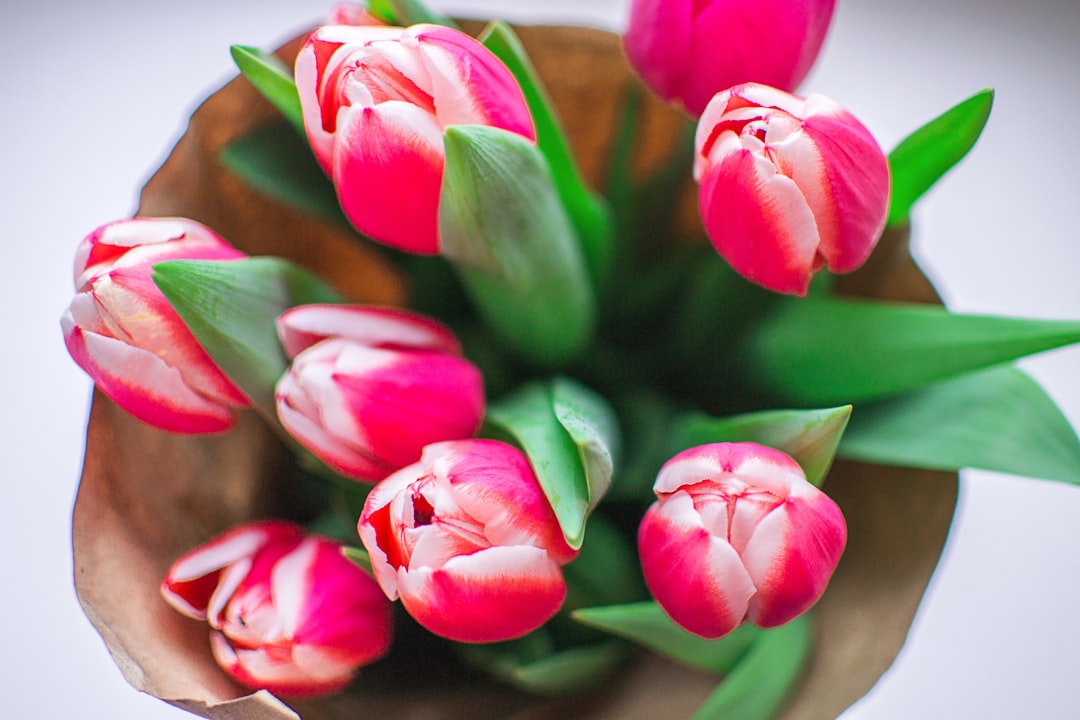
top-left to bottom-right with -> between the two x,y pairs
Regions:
694,83 -> 890,295
61,218 -> 248,433
161,521 -> 393,697
275,304 -> 485,482
638,442 -> 846,639
358,439 -> 578,643
624,0 -> 836,117
295,23 -> 536,254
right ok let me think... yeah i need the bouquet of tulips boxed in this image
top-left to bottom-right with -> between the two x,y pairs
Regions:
63,1 -> 1080,718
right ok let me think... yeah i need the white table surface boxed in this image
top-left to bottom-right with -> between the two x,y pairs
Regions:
3,1 -> 1078,718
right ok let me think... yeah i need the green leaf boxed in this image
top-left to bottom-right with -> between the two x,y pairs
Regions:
690,616 -> 812,720
365,0 -> 397,23
478,21 -> 614,289
887,88 -> 994,227
573,602 -> 759,675
743,297 -> 1080,406
440,125 -> 595,365
229,46 -> 305,133
668,406 -> 852,487
486,379 -> 618,549
384,0 -> 458,28
220,121 -> 349,227
551,377 -> 621,512
340,546 -> 373,575
841,365 -> 1080,484
152,257 -> 343,415
459,635 -> 625,696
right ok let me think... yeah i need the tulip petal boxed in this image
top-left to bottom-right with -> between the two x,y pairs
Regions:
397,545 -> 566,643
639,492 -> 755,639
333,102 -> 444,253
277,304 -> 461,358
699,134 -> 820,295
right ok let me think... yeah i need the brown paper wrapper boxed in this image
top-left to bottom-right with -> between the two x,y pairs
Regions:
72,24 -> 957,720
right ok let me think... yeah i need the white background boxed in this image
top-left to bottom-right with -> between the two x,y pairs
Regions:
3,0 -> 1078,718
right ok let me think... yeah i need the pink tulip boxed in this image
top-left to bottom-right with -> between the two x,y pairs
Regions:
61,218 -> 249,433
275,304 -> 485,482
694,83 -> 890,295
358,439 -> 578,643
325,2 -> 384,26
161,521 -> 393,697
295,23 -> 536,254
638,442 -> 846,639
624,0 -> 836,117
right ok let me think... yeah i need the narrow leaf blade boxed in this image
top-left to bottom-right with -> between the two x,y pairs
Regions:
551,377 -> 621,510
479,21 -> 614,288
887,88 -> 994,227
440,125 -> 595,365
841,365 -> 1080,484
230,46 -> 305,132
152,257 -> 343,414
486,382 -> 591,549
386,0 -> 459,28
669,406 -> 852,487
690,615 -> 812,720
743,298 -> 1080,406
573,602 -> 759,675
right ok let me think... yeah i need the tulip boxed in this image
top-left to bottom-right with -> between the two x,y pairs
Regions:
161,521 -> 393,696
325,2 -> 384,26
358,439 -> 578,643
275,304 -> 485,482
295,23 -> 536,254
61,218 -> 248,433
694,83 -> 890,295
623,0 -> 836,117
638,442 -> 846,639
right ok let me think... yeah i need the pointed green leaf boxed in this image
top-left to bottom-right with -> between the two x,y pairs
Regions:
743,298 -> 1080,406
690,615 -> 812,720
230,46 -> 305,132
220,121 -> 349,227
440,125 -> 595,365
486,379 -> 616,549
479,21 -> 614,288
152,257 -> 343,414
365,0 -> 397,23
551,377 -> 620,511
385,0 -> 458,28
887,88 -> 994,227
668,406 -> 852,487
841,365 -> 1080,484
573,602 -> 759,675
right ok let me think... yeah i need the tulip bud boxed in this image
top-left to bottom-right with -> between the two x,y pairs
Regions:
295,23 -> 536,254
358,439 -> 578,643
161,521 -> 393,697
638,442 -> 846,639
61,218 -> 249,433
623,0 -> 836,117
275,304 -> 485,482
694,83 -> 890,295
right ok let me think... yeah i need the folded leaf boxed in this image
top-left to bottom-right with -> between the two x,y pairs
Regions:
690,615 -> 812,720
440,125 -> 595,365
887,88 -> 994,227
479,20 -> 614,289
743,297 -> 1080,406
669,406 -> 852,487
220,122 -> 348,227
841,365 -> 1080,484
152,257 -> 343,415
573,602 -> 759,675
487,379 -> 618,549
384,0 -> 458,28
229,46 -> 305,132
